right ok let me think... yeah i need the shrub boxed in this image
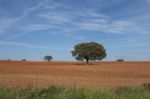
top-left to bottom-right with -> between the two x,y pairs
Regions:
142,83 -> 150,91
116,59 -> 124,62
22,59 -> 27,61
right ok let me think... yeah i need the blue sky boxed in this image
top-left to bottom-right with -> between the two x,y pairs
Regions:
0,0 -> 150,61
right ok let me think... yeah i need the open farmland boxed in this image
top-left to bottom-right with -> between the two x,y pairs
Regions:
0,61 -> 150,88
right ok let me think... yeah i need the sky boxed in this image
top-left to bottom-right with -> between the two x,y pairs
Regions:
0,0 -> 150,61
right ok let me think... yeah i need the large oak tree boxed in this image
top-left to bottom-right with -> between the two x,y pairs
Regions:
71,42 -> 106,64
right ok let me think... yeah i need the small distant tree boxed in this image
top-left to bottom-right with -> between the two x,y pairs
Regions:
44,55 -> 53,61
71,42 -> 106,64
7,59 -> 11,61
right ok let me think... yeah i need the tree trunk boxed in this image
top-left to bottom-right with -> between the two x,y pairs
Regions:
86,58 -> 89,64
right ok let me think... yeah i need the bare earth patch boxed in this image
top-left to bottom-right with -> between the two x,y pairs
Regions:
0,61 -> 150,88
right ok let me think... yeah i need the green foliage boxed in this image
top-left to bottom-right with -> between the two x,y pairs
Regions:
44,55 -> 53,61
72,42 -> 106,63
142,83 -> 150,91
0,84 -> 150,99
75,56 -> 84,61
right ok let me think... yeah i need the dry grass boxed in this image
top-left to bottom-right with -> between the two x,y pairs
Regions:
0,61 -> 150,88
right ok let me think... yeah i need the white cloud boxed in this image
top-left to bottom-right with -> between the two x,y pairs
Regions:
109,21 -> 135,33
76,11 -> 109,19
0,18 -> 19,33
0,0 -> 46,34
63,33 -> 85,40
0,30 -> 5,34
1,0 -> 150,42
25,24 -> 50,31
146,0 -> 150,3
78,19 -> 135,34
78,17 -> 150,34
79,22 -> 106,31
0,41 -> 70,50
39,13 -> 71,24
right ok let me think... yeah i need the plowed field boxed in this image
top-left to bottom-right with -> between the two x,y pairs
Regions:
0,61 -> 150,88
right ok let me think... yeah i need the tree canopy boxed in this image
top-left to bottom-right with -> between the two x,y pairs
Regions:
71,42 -> 106,64
44,55 -> 53,61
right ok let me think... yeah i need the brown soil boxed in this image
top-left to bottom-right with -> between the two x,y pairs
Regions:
0,61 -> 150,88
